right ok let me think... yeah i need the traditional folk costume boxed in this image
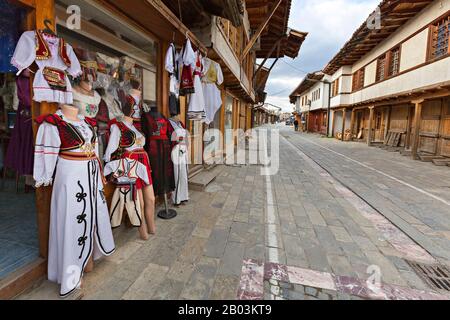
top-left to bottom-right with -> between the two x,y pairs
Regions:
169,119 -> 189,205
95,98 -> 111,164
125,94 -> 143,132
187,51 -> 206,121
104,119 -> 152,190
142,112 -> 175,196
165,43 -> 181,116
34,110 -> 115,297
179,39 -> 195,96
104,159 -> 150,228
11,30 -> 82,104
202,57 -> 224,125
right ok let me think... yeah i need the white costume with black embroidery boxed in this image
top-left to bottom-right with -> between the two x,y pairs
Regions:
34,110 -> 115,297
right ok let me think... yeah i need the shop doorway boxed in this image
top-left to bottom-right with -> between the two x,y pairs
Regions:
0,0 -> 39,281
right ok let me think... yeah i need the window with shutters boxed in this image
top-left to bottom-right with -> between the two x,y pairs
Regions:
429,16 -> 450,60
331,78 -> 340,97
388,47 -> 400,76
376,54 -> 387,82
352,68 -> 364,91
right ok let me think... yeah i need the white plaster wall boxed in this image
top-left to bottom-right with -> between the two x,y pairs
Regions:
350,56 -> 450,104
340,75 -> 353,93
400,29 -> 429,72
310,82 -> 328,111
330,94 -> 351,108
352,0 -> 449,72
364,61 -> 377,86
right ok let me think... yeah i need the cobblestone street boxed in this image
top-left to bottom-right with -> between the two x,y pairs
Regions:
19,125 -> 450,300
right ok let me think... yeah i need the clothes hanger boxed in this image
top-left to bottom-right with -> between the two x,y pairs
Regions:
42,19 -> 56,36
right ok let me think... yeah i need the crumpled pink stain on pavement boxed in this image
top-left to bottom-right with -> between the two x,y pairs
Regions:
237,259 -> 264,300
264,262 -> 289,283
286,266 -> 336,291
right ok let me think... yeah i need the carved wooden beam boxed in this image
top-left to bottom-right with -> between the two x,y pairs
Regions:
240,0 -> 283,62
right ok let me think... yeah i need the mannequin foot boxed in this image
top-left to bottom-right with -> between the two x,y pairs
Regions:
139,228 -> 149,241
147,224 -> 156,235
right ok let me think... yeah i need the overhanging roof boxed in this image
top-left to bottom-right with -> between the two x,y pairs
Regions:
323,0 -> 434,75
97,0 -> 206,52
246,0 -> 308,59
289,71 -> 325,104
161,0 -> 244,28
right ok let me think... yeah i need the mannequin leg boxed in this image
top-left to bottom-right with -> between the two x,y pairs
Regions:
84,256 -> 94,273
142,185 -> 156,234
137,190 -> 149,240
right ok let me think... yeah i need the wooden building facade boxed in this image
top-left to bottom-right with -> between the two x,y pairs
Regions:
322,0 -> 450,163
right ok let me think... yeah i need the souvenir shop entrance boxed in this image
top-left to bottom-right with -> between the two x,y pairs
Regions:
0,0 -> 209,299
0,0 -> 39,290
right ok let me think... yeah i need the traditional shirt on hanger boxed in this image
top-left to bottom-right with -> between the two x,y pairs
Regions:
165,43 -> 180,96
187,51 -> 206,121
104,158 -> 150,228
34,110 -> 115,297
104,119 -> 152,190
179,39 -> 195,96
11,30 -> 82,104
202,57 -> 224,125
165,43 -> 181,116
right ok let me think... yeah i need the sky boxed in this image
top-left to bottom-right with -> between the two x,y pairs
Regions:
264,0 -> 380,112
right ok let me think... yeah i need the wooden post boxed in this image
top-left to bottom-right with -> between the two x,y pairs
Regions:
411,99 -> 424,159
220,89 -> 226,154
436,98 -> 445,156
160,41 -> 170,117
385,106 -> 392,141
405,105 -> 414,149
341,108 -> 347,141
367,106 -> 375,146
34,0 -> 57,260
349,109 -> 356,141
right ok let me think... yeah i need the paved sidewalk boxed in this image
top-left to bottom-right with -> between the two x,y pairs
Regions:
17,126 -> 450,300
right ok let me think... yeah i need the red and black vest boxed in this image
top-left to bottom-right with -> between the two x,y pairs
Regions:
36,114 -> 97,151
35,30 -> 71,67
108,119 -> 137,148
108,119 -> 139,160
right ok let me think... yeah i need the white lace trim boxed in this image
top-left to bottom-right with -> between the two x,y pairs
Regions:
35,178 -> 53,188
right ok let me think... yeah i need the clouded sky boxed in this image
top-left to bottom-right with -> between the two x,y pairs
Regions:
264,0 -> 380,111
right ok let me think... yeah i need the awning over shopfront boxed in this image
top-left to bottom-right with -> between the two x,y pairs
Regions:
95,0 -> 206,52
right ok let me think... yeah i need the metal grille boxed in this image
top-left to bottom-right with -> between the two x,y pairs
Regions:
408,262 -> 450,292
